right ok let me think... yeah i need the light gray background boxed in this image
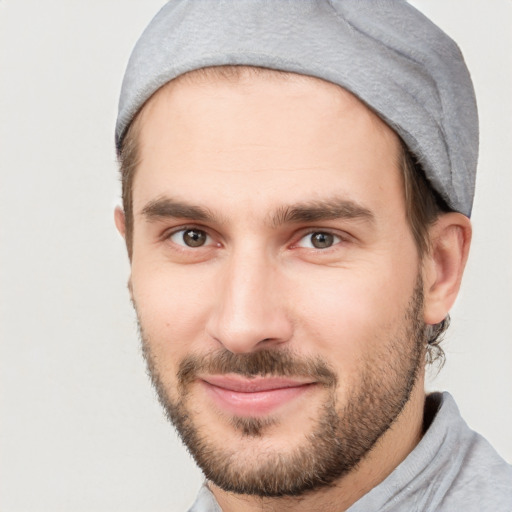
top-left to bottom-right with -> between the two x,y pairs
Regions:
0,1 -> 510,510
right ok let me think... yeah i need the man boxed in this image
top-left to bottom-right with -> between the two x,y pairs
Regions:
113,1 -> 512,510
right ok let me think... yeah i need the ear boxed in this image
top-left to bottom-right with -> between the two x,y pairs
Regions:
114,205 -> 126,239
422,213 -> 472,325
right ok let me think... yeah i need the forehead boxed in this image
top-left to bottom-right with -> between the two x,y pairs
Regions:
132,69 -> 404,220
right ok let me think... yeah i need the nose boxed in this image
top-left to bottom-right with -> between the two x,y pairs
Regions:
205,248 -> 293,354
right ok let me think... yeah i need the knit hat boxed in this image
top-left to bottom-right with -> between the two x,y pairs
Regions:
116,0 -> 478,216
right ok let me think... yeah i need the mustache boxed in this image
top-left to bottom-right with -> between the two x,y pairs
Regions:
177,349 -> 338,388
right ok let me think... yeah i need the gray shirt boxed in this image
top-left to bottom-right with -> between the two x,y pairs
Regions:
188,392 -> 512,511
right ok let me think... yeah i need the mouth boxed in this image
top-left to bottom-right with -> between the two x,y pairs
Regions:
199,374 -> 317,417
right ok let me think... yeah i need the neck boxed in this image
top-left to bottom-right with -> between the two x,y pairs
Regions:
211,378 -> 426,512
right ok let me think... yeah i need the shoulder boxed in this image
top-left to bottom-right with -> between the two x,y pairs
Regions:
434,394 -> 512,511
439,442 -> 512,510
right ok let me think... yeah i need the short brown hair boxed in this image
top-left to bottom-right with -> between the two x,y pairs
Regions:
399,144 -> 451,366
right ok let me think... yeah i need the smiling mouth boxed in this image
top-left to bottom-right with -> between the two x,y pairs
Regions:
199,374 -> 317,417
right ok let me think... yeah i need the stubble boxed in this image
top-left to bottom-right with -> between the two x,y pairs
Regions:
136,276 -> 426,497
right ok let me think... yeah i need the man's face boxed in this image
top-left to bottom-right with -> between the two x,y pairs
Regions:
126,72 -> 426,495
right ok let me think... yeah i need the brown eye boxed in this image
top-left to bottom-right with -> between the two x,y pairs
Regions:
182,229 -> 207,247
296,231 -> 341,250
170,229 -> 209,247
310,232 -> 335,249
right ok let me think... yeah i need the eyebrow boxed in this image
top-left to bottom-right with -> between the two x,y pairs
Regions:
141,197 -> 219,223
270,198 -> 375,227
140,195 -> 374,227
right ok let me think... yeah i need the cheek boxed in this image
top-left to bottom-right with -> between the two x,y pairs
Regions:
130,260 -> 216,363
289,264 -> 417,363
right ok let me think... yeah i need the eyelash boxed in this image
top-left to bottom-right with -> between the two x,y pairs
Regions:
293,231 -> 345,250
163,225 -> 350,252
163,226 -> 215,248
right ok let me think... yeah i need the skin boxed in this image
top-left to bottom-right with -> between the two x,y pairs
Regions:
115,71 -> 471,512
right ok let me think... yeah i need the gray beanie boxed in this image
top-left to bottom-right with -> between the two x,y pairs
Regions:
116,0 -> 478,216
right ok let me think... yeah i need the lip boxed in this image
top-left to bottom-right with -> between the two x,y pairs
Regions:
199,374 -> 316,417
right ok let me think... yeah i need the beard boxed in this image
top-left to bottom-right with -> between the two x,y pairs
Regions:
136,276 -> 426,498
